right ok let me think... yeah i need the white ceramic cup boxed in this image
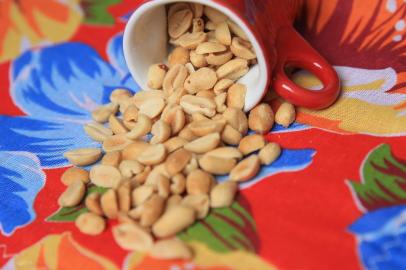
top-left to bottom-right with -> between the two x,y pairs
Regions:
123,0 -> 267,111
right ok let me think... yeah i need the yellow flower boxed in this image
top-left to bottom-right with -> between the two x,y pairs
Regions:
0,0 -> 82,63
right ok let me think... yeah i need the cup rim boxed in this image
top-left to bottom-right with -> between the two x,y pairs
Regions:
123,0 -> 269,111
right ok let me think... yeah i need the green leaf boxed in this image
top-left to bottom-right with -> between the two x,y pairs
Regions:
178,201 -> 259,253
81,0 -> 121,25
47,186 -> 108,222
348,144 -> 406,212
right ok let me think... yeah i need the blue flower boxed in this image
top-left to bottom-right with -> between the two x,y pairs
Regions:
0,33 -> 139,168
349,205 -> 406,270
0,151 -> 45,236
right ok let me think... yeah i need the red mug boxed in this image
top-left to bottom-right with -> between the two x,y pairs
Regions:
123,0 -> 340,110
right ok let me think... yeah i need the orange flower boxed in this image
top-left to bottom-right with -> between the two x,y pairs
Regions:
0,0 -> 82,63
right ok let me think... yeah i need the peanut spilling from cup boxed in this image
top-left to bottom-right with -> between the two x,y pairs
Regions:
58,2 -> 296,261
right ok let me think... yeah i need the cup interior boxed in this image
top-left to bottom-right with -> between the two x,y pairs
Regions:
123,0 -> 268,111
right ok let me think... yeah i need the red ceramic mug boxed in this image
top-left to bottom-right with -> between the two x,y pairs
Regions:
123,0 -> 340,110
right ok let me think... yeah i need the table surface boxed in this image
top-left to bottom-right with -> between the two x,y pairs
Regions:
0,0 -> 405,269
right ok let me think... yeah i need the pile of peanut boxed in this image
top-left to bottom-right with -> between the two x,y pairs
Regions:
58,3 -> 296,260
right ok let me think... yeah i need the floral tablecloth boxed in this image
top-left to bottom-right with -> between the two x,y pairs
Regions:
0,0 -> 405,269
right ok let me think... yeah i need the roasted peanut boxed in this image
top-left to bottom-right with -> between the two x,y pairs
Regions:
150,120 -> 171,144
189,119 -> 226,136
215,21 -> 231,45
152,205 -> 196,238
119,160 -> 144,178
238,134 -> 266,155
190,3 -> 203,18
58,180 -> 86,207
110,89 -> 133,104
215,92 -> 227,113
223,108 -> 248,135
221,124 -> 242,145
168,47 -> 190,67
168,9 -> 193,39
182,194 -> 210,219
179,126 -> 198,141
157,176 -> 171,198
227,83 -> 246,110
147,64 -> 168,89
101,189 -> 119,219
132,185 -> 154,207
184,67 -> 217,93
248,103 -> 274,134
118,180 -> 132,213
112,223 -> 154,251
206,50 -> 234,66
109,115 -> 128,134
140,194 -> 165,227
230,155 -> 261,182
259,143 -> 281,165
150,238 -> 192,260
90,165 -> 122,188
275,102 -> 296,127
178,32 -> 208,49
121,141 -> 149,160
75,212 -> 106,236
101,151 -> 121,167
206,147 -> 243,160
84,122 -> 113,142
61,167 -> 89,186
180,95 -> 216,117
189,50 -> 208,69
184,133 -> 220,154
126,114 -> 152,140
171,173 -> 186,195
227,20 -> 248,40
230,37 -> 256,60
204,6 -> 228,23
186,169 -> 213,195
192,18 -> 204,32
133,90 -> 165,108
210,181 -> 238,208
214,78 -> 233,94
163,137 -> 188,153
85,192 -> 103,215
161,105 -> 185,134
139,97 -> 166,119
196,42 -> 227,54
137,144 -> 167,165
165,148 -> 192,176
199,154 -> 236,175
64,148 -> 102,166
92,103 -> 118,123
163,64 -> 189,95
216,58 -> 248,80
103,134 -> 133,152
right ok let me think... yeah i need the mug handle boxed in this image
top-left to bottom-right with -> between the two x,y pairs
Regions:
273,26 -> 340,109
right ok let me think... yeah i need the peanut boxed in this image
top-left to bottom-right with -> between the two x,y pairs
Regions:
90,165 -> 122,188
184,133 -> 220,154
75,212 -> 106,236
180,95 -> 216,117
170,173 -> 186,195
113,223 -> 154,251
230,155 -> 261,182
168,9 -> 193,39
140,194 -> 165,227
184,67 -> 217,93
58,180 -> 86,207
103,134 -> 133,152
186,169 -> 213,195
192,18 -> 204,32
163,137 -> 188,153
163,64 -> 189,95
121,141 -> 149,160
182,194 -> 210,219
61,167 -> 89,186
230,37 -> 256,60
206,50 -> 234,66
147,64 -> 168,89
109,115 -> 128,134
101,151 -> 121,167
126,114 -> 152,140
189,119 -> 226,136
165,148 -> 192,176
196,42 -> 227,54
206,147 -> 243,160
214,78 -> 233,94
178,32 -> 208,49
226,83 -> 246,110
221,124 -> 242,145
238,134 -> 266,155
168,47 -> 190,67
132,185 -> 154,207
133,90 -> 165,108
110,89 -> 133,104
216,59 -> 248,80
118,180 -> 132,213
223,108 -> 248,135
248,103 -> 274,134
275,102 -> 296,127
92,103 -> 118,123
85,192 -> 103,215
100,189 -> 119,219
204,6 -> 228,23
137,144 -> 167,165
150,238 -> 192,260
210,181 -> 238,208
152,205 -> 195,238
259,143 -> 281,165
64,148 -> 102,166
139,97 -> 166,118
150,120 -> 171,145
119,160 -> 144,178
199,154 -> 237,175
189,50 -> 208,69
84,122 -> 113,142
